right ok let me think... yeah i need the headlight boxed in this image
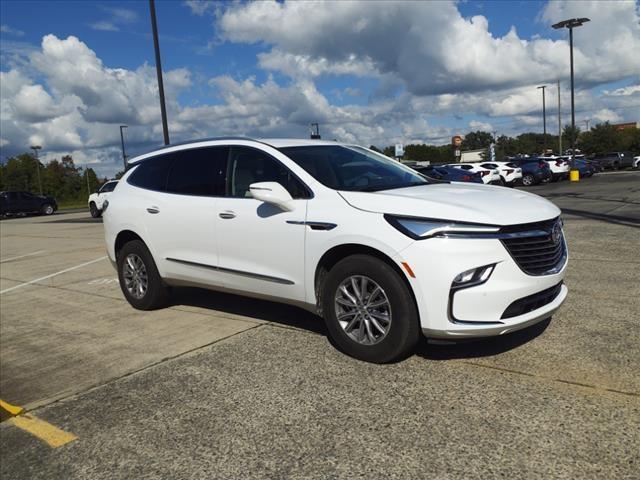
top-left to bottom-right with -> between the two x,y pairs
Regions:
384,214 -> 499,240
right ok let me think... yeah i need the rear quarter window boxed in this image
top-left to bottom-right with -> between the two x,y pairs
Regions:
127,154 -> 174,192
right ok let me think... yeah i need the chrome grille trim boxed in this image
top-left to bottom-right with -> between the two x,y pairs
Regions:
500,217 -> 567,276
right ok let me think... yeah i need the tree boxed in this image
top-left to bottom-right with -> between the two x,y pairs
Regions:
562,124 -> 581,151
369,145 -> 382,153
579,122 -> 620,155
461,131 -> 493,150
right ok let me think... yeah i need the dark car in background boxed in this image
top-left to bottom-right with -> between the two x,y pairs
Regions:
574,159 -> 597,177
507,158 -> 552,186
412,165 -> 484,183
591,152 -> 634,170
0,191 -> 58,217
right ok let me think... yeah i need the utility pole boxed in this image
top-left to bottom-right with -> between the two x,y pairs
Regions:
537,85 -> 547,153
119,125 -> 128,170
553,17 -> 590,177
149,0 -> 170,145
583,119 -> 590,131
30,145 -> 43,195
86,168 -> 91,196
557,80 -> 562,155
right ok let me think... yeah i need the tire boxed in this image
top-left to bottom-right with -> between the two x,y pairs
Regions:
521,173 -> 535,186
321,254 -> 420,363
117,239 -> 170,310
89,202 -> 101,218
41,203 -> 54,215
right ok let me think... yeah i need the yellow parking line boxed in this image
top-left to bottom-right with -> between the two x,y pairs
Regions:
0,399 -> 24,416
8,414 -> 77,448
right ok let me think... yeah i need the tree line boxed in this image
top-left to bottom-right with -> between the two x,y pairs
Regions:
0,154 -> 110,204
372,121 -> 640,163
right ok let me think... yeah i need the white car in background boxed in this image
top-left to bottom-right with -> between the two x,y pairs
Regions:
538,156 -> 570,181
88,180 -> 118,218
103,137 -> 568,363
480,162 -> 523,187
448,163 -> 501,185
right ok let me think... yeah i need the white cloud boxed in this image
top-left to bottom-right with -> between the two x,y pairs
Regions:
90,21 -> 119,32
1,24 -> 25,36
469,120 -> 493,132
590,109 -> 622,124
603,85 -> 640,97
218,0 -> 640,94
184,1 -> 218,17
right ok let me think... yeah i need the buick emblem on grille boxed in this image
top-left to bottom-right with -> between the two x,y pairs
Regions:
551,223 -> 562,245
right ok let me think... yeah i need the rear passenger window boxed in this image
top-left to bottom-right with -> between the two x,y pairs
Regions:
128,155 -> 173,191
166,147 -> 228,196
228,146 -> 310,199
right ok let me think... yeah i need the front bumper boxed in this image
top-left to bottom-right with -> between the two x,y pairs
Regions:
396,235 -> 568,339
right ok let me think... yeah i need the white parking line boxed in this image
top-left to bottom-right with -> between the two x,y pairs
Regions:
0,251 -> 46,263
0,256 -> 108,295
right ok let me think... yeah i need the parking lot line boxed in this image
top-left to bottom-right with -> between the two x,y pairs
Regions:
7,414 -> 77,448
0,399 -> 24,416
0,255 -> 108,295
0,251 -> 46,263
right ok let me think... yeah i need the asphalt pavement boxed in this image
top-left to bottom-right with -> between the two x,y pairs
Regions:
1,171 -> 638,479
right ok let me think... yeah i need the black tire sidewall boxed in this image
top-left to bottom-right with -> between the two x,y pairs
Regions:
42,203 -> 54,215
321,254 -> 420,363
522,174 -> 534,186
90,203 -> 101,218
117,240 -> 168,310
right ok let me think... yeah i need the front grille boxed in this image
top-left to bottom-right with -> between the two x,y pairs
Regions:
501,282 -> 563,319
500,217 -> 566,275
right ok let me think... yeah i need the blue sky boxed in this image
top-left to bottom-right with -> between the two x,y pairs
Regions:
1,0 -> 638,176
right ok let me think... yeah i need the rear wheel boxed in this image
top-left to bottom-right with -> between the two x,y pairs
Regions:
321,254 -> 420,363
89,202 -> 101,218
117,240 -> 170,310
521,173 -> 535,186
41,203 -> 54,215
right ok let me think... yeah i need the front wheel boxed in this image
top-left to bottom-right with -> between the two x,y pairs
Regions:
41,203 -> 54,215
321,254 -> 420,363
521,173 -> 535,186
117,240 -> 170,310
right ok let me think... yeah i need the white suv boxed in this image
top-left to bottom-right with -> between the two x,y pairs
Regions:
103,138 -> 568,363
539,156 -> 570,181
448,163 -> 501,185
480,162 -> 523,186
88,180 -> 118,218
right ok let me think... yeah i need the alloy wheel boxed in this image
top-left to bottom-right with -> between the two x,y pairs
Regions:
334,275 -> 392,345
122,253 -> 148,299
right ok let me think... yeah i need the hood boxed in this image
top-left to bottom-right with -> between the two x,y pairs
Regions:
339,183 -> 560,226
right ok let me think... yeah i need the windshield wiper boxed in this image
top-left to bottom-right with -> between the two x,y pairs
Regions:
361,182 -> 429,192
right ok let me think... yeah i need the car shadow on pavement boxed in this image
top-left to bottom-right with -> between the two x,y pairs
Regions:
414,318 -> 551,361
170,286 -> 550,361
169,287 -> 328,335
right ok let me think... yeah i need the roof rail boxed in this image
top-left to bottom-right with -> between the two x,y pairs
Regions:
128,136 -> 263,164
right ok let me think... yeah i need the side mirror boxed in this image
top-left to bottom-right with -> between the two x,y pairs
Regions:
249,182 -> 295,211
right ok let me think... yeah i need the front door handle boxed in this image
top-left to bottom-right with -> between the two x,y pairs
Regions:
147,206 -> 160,214
219,211 -> 236,219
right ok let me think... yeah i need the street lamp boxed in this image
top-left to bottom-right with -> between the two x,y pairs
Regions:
30,145 -> 43,195
119,125 -> 128,170
552,17 -> 590,178
537,85 -> 547,153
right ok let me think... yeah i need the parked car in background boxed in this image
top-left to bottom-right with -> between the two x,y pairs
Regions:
538,156 -> 570,181
574,159 -> 596,178
88,180 -> 118,218
448,163 -> 501,185
413,165 -> 483,183
0,191 -> 58,217
508,158 -> 552,186
479,162 -> 522,187
592,152 -> 634,170
104,138 -> 568,363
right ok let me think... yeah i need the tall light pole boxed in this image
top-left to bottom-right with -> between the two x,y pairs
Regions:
537,85 -> 547,153
552,17 -> 590,177
30,145 -> 43,195
557,80 -> 562,155
149,0 -> 170,145
583,119 -> 590,131
119,125 -> 128,170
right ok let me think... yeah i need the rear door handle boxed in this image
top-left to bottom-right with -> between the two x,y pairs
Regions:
147,206 -> 160,214
219,211 -> 236,219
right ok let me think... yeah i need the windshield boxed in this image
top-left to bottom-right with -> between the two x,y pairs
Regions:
278,145 -> 430,192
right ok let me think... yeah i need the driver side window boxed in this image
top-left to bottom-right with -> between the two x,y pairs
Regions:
227,147 -> 310,199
